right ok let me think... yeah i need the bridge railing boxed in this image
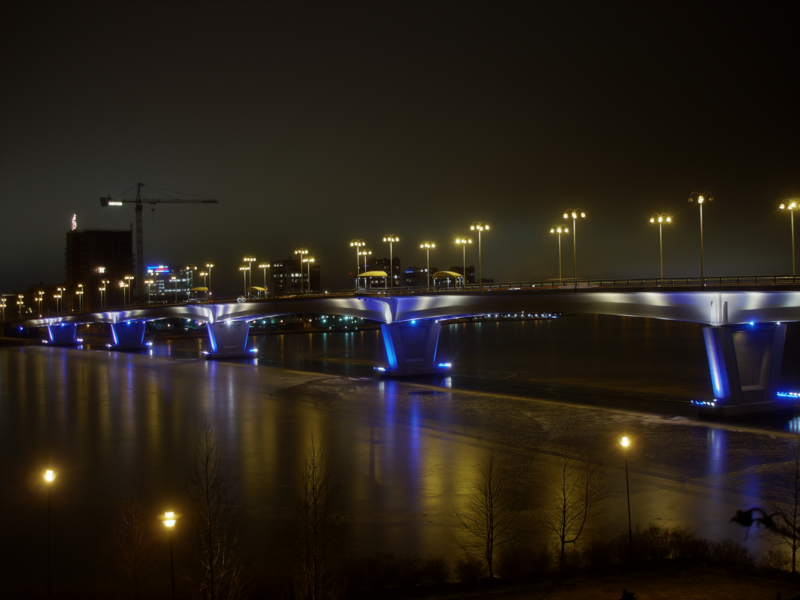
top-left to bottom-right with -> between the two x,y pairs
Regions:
12,275 -> 800,321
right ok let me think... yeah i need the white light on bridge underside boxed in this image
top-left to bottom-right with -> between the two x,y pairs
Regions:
249,349 -> 258,353
690,399 -> 717,407
107,201 -> 123,206
41,340 -> 48,344
201,351 -> 210,355
76,338 -> 83,342
145,342 -> 153,346
374,366 -> 387,372
437,362 -> 452,368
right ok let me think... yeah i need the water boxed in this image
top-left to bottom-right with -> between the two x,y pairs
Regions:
1,315 -> 799,589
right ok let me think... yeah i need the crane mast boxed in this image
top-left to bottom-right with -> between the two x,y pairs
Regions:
100,183 -> 218,303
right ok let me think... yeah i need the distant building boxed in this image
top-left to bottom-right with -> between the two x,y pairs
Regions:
449,265 -> 476,284
65,228 -> 133,310
369,257 -> 401,286
403,266 -> 438,288
144,265 -> 198,303
271,259 -> 321,295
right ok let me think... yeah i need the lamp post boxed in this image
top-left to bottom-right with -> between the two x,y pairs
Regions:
243,257 -> 256,298
688,192 -> 713,285
302,258 -> 315,295
158,511 -> 182,600
649,214 -> 672,280
76,284 -> 84,311
239,266 -> 248,297
621,437 -> 633,555
455,238 -> 472,288
44,469 -> 56,600
205,263 -> 214,295
143,279 -> 153,304
780,199 -> 798,276
563,210 -> 585,287
124,276 -> 134,305
100,281 -> 108,309
17,294 -> 24,318
294,249 -> 308,295
419,242 -> 435,289
36,291 -> 44,316
350,240 -> 365,291
56,287 -> 64,312
258,263 -> 270,297
549,225 -> 569,282
358,250 -> 372,289
1,298 -> 5,321
170,276 -> 178,303
383,236 -> 399,288
469,222 -> 490,291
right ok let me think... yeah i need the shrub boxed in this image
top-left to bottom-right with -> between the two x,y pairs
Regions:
420,556 -> 449,585
454,555 -> 486,584
634,523 -> 671,561
581,538 -> 617,572
667,526 -> 709,560
710,539 -> 753,566
760,548 -> 790,572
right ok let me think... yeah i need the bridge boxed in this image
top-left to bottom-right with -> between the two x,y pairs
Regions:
16,275 -> 800,416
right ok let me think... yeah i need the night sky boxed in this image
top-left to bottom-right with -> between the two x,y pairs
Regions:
2,1 -> 798,294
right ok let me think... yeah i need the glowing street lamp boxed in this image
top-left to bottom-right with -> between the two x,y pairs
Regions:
455,237 -> 472,288
158,511 -> 182,600
17,294 -> 24,318
144,279 -> 154,304
419,242 -> 436,289
124,275 -> 135,306
75,284 -> 84,311
649,214 -> 672,279
205,263 -> 214,294
119,281 -> 129,306
780,199 -> 798,276
383,236 -> 399,288
0,297 -> 6,321
470,222 -> 490,291
294,249 -> 308,295
688,192 -> 714,285
36,290 -> 44,316
258,263 -> 270,297
549,225 -> 569,282
239,266 -> 248,297
99,280 -> 108,309
620,437 -> 633,555
44,469 -> 56,599
302,258 -> 315,295
243,257 -> 256,298
563,210 -> 586,286
350,240 -> 365,291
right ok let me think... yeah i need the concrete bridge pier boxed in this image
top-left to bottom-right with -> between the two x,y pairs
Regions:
205,321 -> 251,358
46,323 -> 78,345
379,319 -> 448,376
702,323 -> 787,415
110,321 -> 147,349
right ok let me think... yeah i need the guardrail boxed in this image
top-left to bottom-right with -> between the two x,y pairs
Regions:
9,275 -> 800,321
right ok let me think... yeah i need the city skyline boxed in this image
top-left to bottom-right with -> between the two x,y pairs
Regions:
1,2 -> 798,292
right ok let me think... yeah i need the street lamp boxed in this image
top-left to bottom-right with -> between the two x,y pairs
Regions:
688,192 -> 714,285
455,238 -> 472,288
469,222 -> 490,291
205,263 -> 214,295
100,280 -> 108,309
36,291 -> 44,316
144,279 -> 154,304
158,511 -> 182,600
302,258 -> 315,295
17,294 -> 24,318
124,275 -> 134,305
549,225 -> 569,282
258,263 -> 270,297
76,284 -> 84,311
170,276 -> 178,303
243,257 -> 256,298
649,214 -> 672,280
621,437 -> 633,555
563,210 -> 585,286
383,235 -> 399,288
419,242 -> 435,289
780,199 -> 798,277
44,469 -> 56,599
239,266 -> 248,297
294,249 -> 308,295
0,297 -> 6,321
350,240 -> 365,291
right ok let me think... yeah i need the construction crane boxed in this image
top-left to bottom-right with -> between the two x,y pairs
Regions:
100,183 -> 218,303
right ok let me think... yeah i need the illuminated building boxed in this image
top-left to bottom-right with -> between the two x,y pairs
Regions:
65,228 -> 133,310
271,259 -> 321,295
145,266 -> 196,302
403,266 -> 438,287
370,257 -> 401,286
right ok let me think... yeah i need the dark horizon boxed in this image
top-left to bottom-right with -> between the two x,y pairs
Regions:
2,2 -> 798,293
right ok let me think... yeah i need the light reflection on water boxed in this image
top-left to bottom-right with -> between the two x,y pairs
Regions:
1,317 -> 799,585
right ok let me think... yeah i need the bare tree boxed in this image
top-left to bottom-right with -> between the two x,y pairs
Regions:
454,449 -> 531,578
289,434 -> 351,600
185,423 -> 249,600
542,449 -> 609,570
761,442 -> 800,572
106,470 -> 159,600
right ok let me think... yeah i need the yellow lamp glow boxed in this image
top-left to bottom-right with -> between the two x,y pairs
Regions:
44,470 -> 55,483
621,436 -> 630,448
